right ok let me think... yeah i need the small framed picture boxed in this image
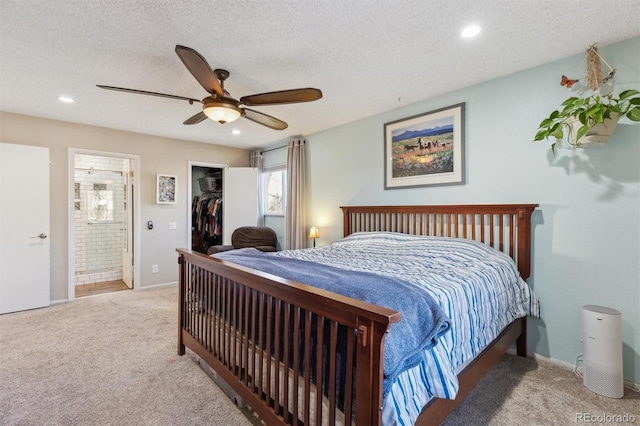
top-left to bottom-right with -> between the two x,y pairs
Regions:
156,174 -> 177,204
384,102 -> 465,189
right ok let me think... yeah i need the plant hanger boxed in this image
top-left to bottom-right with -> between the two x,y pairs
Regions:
560,45 -> 616,94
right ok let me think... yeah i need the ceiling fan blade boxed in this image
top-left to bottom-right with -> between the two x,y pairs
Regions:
240,88 -> 322,106
96,85 -> 201,104
183,111 -> 208,125
175,45 -> 224,97
242,108 -> 288,130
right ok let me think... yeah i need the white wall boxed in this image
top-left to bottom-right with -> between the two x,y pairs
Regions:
305,37 -> 640,382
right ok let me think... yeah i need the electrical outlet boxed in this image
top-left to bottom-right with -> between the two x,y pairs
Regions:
152,265 -> 158,273
168,222 -> 177,230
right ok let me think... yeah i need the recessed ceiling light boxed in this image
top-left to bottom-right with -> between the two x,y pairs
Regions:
58,96 -> 74,103
461,25 -> 481,38
232,129 -> 240,135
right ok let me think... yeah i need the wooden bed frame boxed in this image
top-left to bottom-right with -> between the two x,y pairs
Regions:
177,204 -> 538,425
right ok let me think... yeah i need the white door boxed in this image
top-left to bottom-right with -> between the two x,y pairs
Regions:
0,143 -> 50,314
122,162 -> 133,289
223,167 -> 258,245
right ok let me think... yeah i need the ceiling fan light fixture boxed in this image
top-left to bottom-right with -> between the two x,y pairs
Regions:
203,99 -> 242,124
98,46 -> 322,130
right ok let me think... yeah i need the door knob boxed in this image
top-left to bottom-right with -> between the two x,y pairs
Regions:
31,233 -> 47,239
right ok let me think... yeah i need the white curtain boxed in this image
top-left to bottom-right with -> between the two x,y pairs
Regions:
285,140 -> 305,250
250,150 -> 264,227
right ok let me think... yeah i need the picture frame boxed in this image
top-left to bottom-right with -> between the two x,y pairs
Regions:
384,102 -> 465,189
156,174 -> 177,204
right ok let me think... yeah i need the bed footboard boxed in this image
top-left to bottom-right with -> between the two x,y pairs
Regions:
177,248 -> 400,426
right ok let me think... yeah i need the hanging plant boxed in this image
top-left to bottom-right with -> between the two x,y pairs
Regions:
535,90 -> 640,152
534,45 -> 640,154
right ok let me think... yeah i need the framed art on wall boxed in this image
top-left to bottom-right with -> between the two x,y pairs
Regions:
384,102 -> 465,189
156,174 -> 177,204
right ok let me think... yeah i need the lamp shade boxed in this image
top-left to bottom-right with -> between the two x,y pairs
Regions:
203,105 -> 242,124
308,226 -> 319,239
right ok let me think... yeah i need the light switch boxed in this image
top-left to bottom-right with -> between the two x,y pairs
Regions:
168,222 -> 177,230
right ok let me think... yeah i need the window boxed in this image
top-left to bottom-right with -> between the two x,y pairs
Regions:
264,167 -> 286,215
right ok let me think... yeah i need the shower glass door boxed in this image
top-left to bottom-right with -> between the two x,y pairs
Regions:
74,154 -> 128,287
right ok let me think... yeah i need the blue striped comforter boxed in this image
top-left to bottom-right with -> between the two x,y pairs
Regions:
273,232 -> 540,426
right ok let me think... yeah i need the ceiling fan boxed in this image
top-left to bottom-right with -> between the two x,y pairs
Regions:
97,45 -> 323,130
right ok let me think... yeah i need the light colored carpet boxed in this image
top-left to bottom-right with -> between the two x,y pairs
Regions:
444,353 -> 639,426
0,285 -> 637,425
0,285 -> 261,426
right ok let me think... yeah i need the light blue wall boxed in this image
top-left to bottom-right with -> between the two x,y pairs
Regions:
305,37 -> 640,382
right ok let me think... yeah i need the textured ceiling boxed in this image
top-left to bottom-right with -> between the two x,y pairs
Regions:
1,1 -> 639,150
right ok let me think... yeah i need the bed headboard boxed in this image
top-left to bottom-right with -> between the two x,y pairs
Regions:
341,204 -> 538,279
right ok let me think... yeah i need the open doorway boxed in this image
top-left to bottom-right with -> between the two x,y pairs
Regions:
187,162 -> 259,253
68,149 -> 140,301
189,162 -> 225,254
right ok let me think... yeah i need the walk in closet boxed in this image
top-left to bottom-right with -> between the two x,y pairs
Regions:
189,164 -> 259,254
191,167 -> 223,253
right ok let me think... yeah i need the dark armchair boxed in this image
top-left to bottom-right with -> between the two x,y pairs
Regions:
207,226 -> 278,255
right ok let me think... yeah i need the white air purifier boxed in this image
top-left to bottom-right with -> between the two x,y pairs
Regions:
581,305 -> 623,398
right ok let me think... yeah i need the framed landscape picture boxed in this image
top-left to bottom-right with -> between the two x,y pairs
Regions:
156,174 -> 177,204
384,102 -> 465,189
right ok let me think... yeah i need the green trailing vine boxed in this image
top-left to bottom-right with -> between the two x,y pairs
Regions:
534,89 -> 640,154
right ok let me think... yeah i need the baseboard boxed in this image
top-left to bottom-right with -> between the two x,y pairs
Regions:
138,281 -> 177,290
530,352 -> 576,370
506,345 -> 577,369
50,299 -> 69,305
506,347 -> 640,389
533,352 -> 639,390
